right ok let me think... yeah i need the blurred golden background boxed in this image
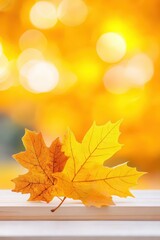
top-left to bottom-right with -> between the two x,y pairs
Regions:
0,0 -> 160,189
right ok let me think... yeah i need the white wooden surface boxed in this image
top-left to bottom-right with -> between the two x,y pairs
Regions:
0,221 -> 160,240
0,190 -> 160,239
0,190 -> 160,220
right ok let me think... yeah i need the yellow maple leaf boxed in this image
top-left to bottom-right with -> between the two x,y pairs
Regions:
54,121 -> 144,207
12,129 -> 68,202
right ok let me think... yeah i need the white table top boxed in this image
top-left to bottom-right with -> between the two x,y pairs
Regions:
0,190 -> 160,220
0,221 -> 160,240
0,190 -> 160,239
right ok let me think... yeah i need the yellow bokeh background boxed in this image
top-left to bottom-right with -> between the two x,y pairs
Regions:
0,0 -> 160,189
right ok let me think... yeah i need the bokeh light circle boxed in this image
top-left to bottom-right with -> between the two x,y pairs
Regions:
103,53 -> 154,94
30,1 -> 57,29
103,65 -> 129,94
0,60 -> 16,91
58,0 -> 88,26
0,54 -> 9,82
17,48 -> 44,70
19,29 -> 47,52
20,60 -> 59,93
96,32 -> 127,63
127,53 -> 154,84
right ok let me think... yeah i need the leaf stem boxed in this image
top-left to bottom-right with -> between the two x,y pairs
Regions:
57,196 -> 63,201
51,197 -> 66,212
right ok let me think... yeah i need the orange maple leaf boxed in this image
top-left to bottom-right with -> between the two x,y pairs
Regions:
12,129 -> 67,203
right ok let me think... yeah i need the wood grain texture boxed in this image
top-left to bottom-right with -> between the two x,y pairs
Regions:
0,190 -> 160,220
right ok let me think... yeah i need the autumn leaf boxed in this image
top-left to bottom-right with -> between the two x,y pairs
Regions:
54,121 -> 144,207
12,129 -> 68,202
12,121 -> 145,211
